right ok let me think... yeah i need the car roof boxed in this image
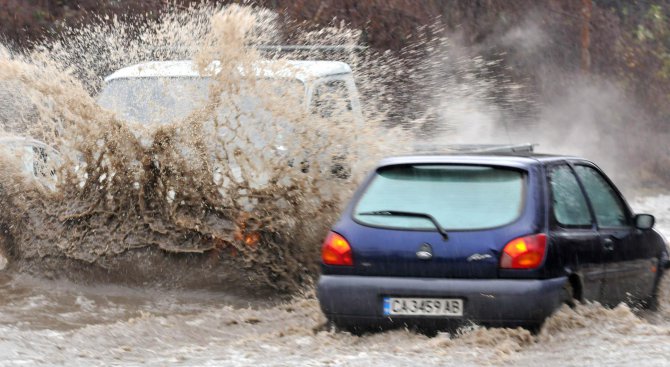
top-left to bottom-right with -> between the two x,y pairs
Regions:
104,60 -> 352,83
377,152 -> 587,170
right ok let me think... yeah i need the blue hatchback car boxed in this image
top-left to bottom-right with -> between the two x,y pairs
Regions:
317,151 -> 669,332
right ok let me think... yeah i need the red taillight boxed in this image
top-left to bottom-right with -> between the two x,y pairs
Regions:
500,234 -> 547,269
321,231 -> 353,266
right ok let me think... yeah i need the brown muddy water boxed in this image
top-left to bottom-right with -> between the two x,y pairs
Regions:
0,195 -> 666,366
0,3 -> 669,366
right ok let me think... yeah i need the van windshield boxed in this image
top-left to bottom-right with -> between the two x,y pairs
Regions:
97,77 -> 304,125
354,165 -> 526,231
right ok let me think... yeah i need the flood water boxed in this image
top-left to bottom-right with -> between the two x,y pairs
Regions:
0,3 -> 669,366
0,194 -> 665,366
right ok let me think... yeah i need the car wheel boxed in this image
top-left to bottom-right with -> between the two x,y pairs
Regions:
563,280 -> 577,308
341,325 -> 366,336
643,294 -> 659,311
525,323 -> 543,335
326,319 -> 365,336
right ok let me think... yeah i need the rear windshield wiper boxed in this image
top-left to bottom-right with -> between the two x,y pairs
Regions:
357,210 -> 449,240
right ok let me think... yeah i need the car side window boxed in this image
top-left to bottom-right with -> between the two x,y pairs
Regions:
573,165 -> 628,227
548,165 -> 592,227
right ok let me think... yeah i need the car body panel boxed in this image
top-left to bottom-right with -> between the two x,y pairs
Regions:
325,156 -> 546,279
543,160 -> 608,302
318,275 -> 567,328
566,160 -> 659,305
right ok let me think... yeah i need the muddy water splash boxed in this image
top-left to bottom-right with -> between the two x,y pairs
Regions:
0,5 -> 669,366
0,3 -> 533,293
0,4 -> 409,291
0,240 -> 666,365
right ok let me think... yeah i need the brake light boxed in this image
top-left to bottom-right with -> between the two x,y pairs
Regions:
500,234 -> 547,269
321,231 -> 353,266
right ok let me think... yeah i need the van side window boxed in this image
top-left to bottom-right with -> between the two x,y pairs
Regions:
574,165 -> 628,227
312,80 -> 352,120
32,146 -> 56,178
548,165 -> 592,227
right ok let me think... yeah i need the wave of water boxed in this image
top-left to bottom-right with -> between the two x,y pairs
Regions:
0,4 -> 668,364
0,4 -> 415,291
0,2 -> 529,291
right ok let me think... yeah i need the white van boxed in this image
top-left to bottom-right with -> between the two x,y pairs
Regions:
97,60 -> 364,126
97,60 -> 362,178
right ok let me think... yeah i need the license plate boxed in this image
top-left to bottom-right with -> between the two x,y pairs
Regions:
383,297 -> 463,317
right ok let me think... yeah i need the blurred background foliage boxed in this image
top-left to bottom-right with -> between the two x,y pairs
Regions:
2,1 -> 670,122
1,0 -> 669,158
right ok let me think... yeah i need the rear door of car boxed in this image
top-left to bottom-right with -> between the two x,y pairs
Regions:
571,163 -> 657,305
546,163 -> 604,302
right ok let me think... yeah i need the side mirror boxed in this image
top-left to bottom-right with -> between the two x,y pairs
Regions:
634,214 -> 655,230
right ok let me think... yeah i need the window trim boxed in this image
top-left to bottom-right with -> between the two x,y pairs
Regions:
546,162 -> 596,230
569,162 -> 632,229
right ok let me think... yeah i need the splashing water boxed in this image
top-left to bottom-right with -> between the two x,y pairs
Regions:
0,4 -> 669,366
0,4 -> 414,291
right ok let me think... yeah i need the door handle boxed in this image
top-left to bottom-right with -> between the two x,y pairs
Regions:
602,238 -> 614,251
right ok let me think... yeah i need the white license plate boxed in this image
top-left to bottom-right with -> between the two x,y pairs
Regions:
383,297 -> 463,317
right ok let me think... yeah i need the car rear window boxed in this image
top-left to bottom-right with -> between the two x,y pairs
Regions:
353,165 -> 526,231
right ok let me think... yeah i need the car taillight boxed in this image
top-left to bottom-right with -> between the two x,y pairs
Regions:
321,231 -> 353,266
500,234 -> 547,269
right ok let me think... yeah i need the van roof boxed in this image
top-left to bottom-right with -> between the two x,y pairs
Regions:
104,60 -> 352,83
0,136 -> 53,150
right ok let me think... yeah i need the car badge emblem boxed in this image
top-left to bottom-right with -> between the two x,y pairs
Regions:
467,253 -> 492,262
416,243 -> 433,260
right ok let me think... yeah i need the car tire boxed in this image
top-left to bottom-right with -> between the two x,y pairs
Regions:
525,323 -> 543,335
326,319 -> 365,336
563,280 -> 577,308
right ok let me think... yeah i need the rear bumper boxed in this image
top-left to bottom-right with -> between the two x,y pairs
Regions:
317,275 -> 567,329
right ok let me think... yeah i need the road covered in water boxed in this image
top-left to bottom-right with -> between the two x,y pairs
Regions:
0,3 -> 668,365
0,194 -> 667,366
